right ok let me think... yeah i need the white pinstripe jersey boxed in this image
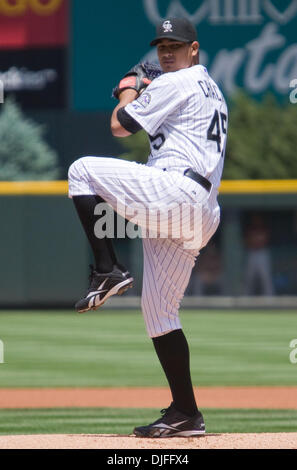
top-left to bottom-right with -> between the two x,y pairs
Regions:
125,64 -> 228,189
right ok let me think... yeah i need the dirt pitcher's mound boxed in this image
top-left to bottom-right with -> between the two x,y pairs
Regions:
0,433 -> 296,449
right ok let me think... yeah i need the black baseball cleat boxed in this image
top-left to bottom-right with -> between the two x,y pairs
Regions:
133,403 -> 206,438
75,264 -> 133,313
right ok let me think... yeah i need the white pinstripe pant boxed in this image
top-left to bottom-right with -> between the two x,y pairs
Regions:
68,156 -> 220,337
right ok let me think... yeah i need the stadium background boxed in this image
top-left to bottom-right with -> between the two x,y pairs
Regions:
0,0 -> 296,447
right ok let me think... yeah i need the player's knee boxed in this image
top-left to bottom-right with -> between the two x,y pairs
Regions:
150,329 -> 177,339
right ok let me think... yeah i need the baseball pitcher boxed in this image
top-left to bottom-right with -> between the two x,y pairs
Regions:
68,17 -> 228,437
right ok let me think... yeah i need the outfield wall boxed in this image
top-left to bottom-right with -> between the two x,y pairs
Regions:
1,181 -> 297,307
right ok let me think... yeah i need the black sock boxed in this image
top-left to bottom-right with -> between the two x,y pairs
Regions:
73,195 -> 117,273
152,329 -> 199,417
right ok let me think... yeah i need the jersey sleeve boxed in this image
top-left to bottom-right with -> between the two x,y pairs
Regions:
124,74 -> 183,136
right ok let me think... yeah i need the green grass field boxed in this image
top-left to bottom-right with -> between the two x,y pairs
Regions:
0,310 -> 296,435
0,310 -> 296,387
0,408 -> 296,435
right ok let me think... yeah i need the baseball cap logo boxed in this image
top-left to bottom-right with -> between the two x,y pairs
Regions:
162,20 -> 173,32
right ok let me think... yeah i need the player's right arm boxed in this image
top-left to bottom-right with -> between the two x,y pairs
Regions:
111,74 -> 183,139
124,74 -> 183,136
111,89 -> 139,137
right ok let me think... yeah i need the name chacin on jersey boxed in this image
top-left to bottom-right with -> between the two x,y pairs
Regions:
198,80 -> 223,102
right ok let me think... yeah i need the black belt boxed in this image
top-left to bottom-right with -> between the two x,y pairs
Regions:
184,168 -> 211,193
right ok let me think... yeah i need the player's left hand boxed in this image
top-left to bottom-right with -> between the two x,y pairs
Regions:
112,62 -> 163,99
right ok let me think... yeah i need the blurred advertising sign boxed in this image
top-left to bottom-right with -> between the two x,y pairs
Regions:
72,0 -> 297,110
0,0 -> 68,108
143,0 -> 297,98
0,48 -> 66,108
0,0 -> 68,48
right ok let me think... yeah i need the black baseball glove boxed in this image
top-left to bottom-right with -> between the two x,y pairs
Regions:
112,62 -> 163,99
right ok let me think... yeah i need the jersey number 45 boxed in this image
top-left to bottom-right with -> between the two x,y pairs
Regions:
207,110 -> 227,155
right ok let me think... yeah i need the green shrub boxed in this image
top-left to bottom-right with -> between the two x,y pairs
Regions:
0,98 -> 60,180
224,92 -> 297,179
